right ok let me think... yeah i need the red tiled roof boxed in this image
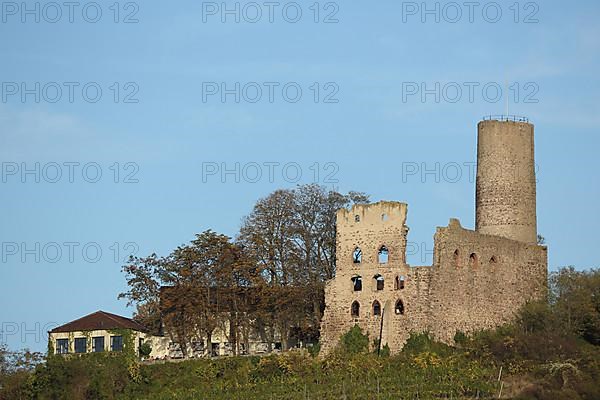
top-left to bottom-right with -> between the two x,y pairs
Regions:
49,310 -> 148,333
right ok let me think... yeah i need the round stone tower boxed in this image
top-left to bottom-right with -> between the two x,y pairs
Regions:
475,118 -> 538,243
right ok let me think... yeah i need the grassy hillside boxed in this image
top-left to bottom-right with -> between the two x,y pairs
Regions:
2,325 -> 598,400
2,267 -> 599,399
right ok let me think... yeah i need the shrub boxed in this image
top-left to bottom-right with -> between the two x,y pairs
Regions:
278,350 -> 314,378
194,360 -> 219,380
250,355 -> 285,382
372,339 -> 390,357
29,353 -> 132,400
402,332 -> 451,356
339,325 -> 369,354
307,342 -> 320,357
454,330 -> 468,346
139,342 -> 152,358
380,344 -> 390,358
517,301 -> 553,334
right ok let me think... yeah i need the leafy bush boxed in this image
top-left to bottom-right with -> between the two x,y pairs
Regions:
339,325 -> 369,354
306,342 -> 320,357
402,332 -> 452,357
517,300 -> 553,334
29,353 -> 132,400
250,355 -> 285,382
372,339 -> 390,357
277,350 -> 315,378
380,343 -> 390,358
139,342 -> 152,358
454,330 -> 468,346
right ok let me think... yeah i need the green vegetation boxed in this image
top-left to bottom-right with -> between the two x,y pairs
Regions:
1,267 -> 598,399
0,346 -> 43,400
139,342 -> 152,358
119,184 -> 370,354
5,344 -> 498,399
340,325 -> 369,354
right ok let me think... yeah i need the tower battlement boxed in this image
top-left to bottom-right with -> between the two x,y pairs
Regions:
337,201 -> 407,228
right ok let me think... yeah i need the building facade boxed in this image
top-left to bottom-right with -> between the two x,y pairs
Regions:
319,119 -> 548,354
49,310 -> 284,359
153,322 -> 284,359
49,310 -> 153,356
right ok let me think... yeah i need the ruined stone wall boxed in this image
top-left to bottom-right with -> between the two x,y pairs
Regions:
320,204 -> 547,355
427,219 -> 548,343
320,202 -> 432,355
320,119 -> 546,354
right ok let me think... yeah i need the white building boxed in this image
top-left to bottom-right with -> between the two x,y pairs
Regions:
48,310 -> 158,357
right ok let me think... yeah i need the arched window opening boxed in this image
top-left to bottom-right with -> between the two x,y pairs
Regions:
382,213 -> 389,221
351,275 -> 362,292
353,247 -> 362,264
395,300 -> 404,315
351,301 -> 360,317
373,300 -> 381,316
490,255 -> 497,265
395,275 -> 406,290
469,253 -> 478,268
378,245 -> 389,264
453,249 -> 460,267
354,215 -> 360,222
374,274 -> 384,291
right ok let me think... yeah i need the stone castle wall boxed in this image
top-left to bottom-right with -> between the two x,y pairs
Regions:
428,219 -> 547,343
319,120 -> 546,354
320,202 -> 429,355
319,203 -> 547,355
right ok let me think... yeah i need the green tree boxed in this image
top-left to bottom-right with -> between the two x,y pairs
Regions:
550,266 -> 600,344
238,184 -> 369,349
340,325 -> 369,354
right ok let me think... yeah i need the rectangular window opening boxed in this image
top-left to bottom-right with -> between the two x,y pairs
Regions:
110,335 -> 123,352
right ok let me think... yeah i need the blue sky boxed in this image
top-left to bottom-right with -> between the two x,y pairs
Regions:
1,0 -> 599,352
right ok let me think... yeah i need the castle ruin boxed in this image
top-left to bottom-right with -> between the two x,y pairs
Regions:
319,118 -> 548,354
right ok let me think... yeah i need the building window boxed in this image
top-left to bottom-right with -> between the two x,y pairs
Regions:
373,300 -> 381,316
395,300 -> 405,315
355,215 -> 360,222
374,274 -> 384,291
74,337 -> 87,353
92,336 -> 104,352
191,340 -> 204,354
138,338 -> 145,356
351,275 -> 362,291
351,301 -> 360,317
353,247 -> 362,263
378,245 -> 389,264
110,335 -> 123,352
56,338 -> 69,354
469,253 -> 478,268
453,249 -> 460,267
395,275 -> 406,290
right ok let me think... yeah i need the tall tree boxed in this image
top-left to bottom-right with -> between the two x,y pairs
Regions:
238,184 -> 369,348
120,230 -> 261,357
120,185 -> 369,355
550,266 -> 600,345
